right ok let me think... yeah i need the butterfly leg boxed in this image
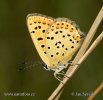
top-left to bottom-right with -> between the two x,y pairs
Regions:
54,68 -> 69,83
68,61 -> 73,65
54,72 -> 64,84
68,61 -> 80,66
57,72 -> 70,78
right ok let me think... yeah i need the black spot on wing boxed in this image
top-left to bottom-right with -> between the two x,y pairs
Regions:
65,48 -> 68,50
72,41 -> 74,43
34,22 -> 37,23
48,47 -> 50,49
37,37 -> 43,41
62,53 -> 64,56
56,52 -> 59,55
58,41 -> 61,44
38,26 -> 41,29
62,44 -> 64,47
67,34 -> 71,37
77,41 -> 79,43
55,42 -> 57,46
69,39 -> 72,41
62,35 -> 65,38
51,37 -> 54,40
60,31 -> 62,33
35,27 -> 38,30
44,52 -> 46,54
51,55 -> 54,57
47,37 -> 50,39
29,23 -> 32,25
38,22 -> 41,23
31,31 -> 35,33
71,46 -> 74,48
42,30 -> 45,33
61,23 -> 64,25
55,31 -> 58,34
41,45 -> 45,48
57,46 -> 59,48
43,22 -> 46,25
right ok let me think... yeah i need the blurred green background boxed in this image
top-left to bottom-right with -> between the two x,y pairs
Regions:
0,0 -> 103,100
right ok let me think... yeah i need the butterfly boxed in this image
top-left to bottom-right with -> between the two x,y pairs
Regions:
26,13 -> 85,81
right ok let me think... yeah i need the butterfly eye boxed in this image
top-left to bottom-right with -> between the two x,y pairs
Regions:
42,63 -> 49,70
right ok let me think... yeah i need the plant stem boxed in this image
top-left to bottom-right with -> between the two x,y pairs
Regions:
87,82 -> 103,100
48,6 -> 103,100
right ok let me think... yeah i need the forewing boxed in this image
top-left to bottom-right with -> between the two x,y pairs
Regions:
27,13 -> 54,65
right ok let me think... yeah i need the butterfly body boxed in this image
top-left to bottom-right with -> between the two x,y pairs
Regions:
27,13 -> 85,80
